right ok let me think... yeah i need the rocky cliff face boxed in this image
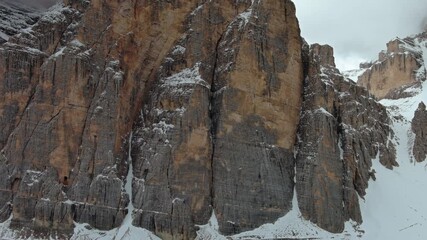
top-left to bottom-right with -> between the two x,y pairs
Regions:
296,43 -> 396,233
412,102 -> 427,162
358,32 -> 427,99
130,1 -> 303,238
0,0 -> 397,239
0,1 -> 303,238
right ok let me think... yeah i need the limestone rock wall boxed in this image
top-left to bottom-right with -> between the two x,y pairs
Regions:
1,1 -> 145,237
130,1 -> 303,238
358,33 -> 427,99
296,43 -> 397,233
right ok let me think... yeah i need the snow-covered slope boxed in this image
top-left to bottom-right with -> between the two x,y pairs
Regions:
0,0 -> 41,43
359,81 -> 427,240
343,68 -> 367,82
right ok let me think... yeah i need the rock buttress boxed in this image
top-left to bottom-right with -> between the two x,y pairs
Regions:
412,101 -> 427,162
130,0 -> 304,238
296,43 -> 397,232
211,0 -> 303,235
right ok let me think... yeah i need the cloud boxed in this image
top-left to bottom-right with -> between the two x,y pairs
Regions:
294,0 -> 427,70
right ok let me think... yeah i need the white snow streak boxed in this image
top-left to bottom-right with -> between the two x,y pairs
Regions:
115,132 -> 136,240
70,133 -> 160,240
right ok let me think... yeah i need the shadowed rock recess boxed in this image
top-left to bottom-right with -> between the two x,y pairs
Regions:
0,0 -> 395,239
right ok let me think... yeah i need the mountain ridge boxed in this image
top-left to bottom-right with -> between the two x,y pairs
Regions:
356,30 -> 427,99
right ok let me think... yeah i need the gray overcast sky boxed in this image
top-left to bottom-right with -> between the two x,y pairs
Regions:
294,0 -> 427,71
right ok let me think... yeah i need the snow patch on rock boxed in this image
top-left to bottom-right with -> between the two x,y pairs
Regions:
343,68 -> 367,82
162,63 -> 210,89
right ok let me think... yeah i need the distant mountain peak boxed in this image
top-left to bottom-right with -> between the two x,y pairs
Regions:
357,29 -> 427,99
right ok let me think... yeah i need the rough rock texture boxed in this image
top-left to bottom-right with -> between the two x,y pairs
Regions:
0,0 -> 398,239
296,43 -> 397,233
130,1 -> 303,238
412,102 -> 427,162
358,32 -> 427,99
0,1 -> 130,237
0,0 -> 303,239
0,1 -> 40,43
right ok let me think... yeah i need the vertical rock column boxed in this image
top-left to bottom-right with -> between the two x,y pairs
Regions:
296,44 -> 346,232
211,0 -> 303,235
130,0 -> 304,238
296,44 -> 397,233
412,102 -> 427,162
130,1 -> 257,239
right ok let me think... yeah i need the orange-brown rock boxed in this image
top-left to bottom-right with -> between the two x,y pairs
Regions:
130,0 -> 303,238
0,0 -> 304,238
358,34 -> 427,99
211,0 -> 303,234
